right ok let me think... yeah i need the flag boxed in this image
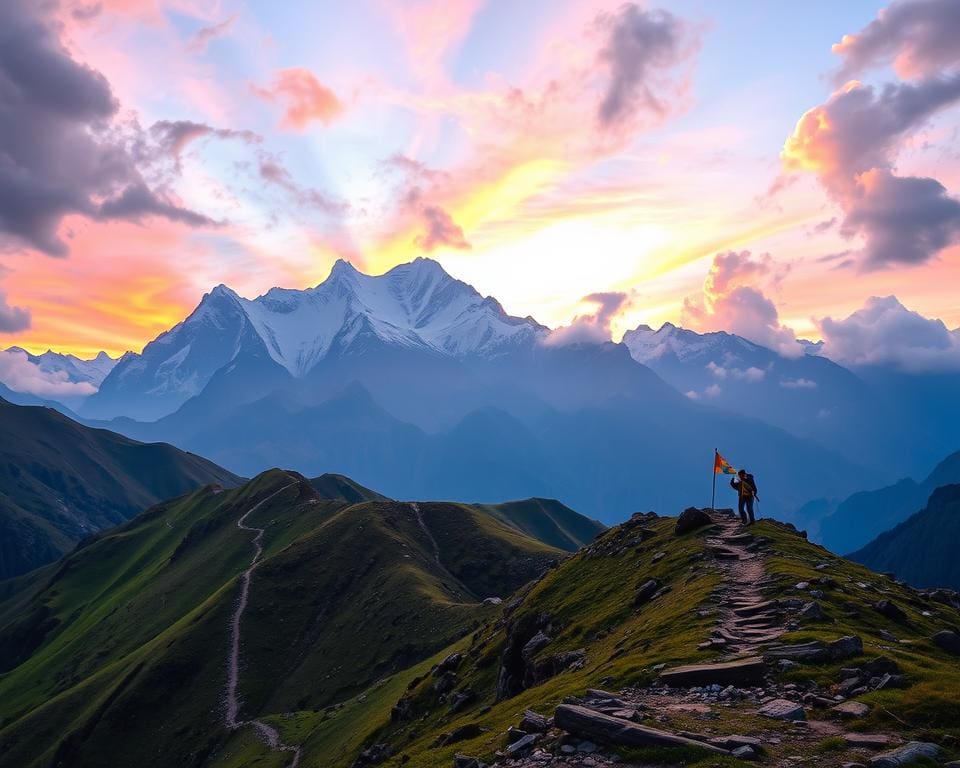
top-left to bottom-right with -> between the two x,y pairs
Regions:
714,450 -> 737,475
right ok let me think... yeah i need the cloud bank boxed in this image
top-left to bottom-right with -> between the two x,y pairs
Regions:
545,291 -> 630,346
817,295 -> 960,372
0,348 -> 97,398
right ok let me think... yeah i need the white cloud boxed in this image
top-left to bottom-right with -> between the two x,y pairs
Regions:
0,349 -> 97,399
817,295 -> 960,371
706,361 -> 766,381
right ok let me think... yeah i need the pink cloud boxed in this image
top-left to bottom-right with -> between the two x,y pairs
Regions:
252,68 -> 344,131
683,251 -> 801,357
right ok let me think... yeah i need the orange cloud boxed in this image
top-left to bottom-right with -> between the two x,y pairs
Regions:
252,68 -> 343,131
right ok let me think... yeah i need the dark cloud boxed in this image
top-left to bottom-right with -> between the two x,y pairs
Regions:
150,119 -> 260,171
0,291 -> 31,332
843,169 -> 960,268
833,0 -> 960,81
187,14 -> 237,53
596,4 -> 694,127
817,295 -> 960,371
414,206 -> 470,252
0,0 -> 213,256
783,76 -> 960,269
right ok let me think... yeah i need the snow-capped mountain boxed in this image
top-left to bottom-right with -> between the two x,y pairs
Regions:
4,347 -> 117,387
83,258 -> 547,420
621,321 -> 942,477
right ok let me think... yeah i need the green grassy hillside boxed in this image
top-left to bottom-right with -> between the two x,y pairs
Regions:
276,512 -> 960,768
475,497 -> 605,552
0,397 -> 242,579
0,472 -> 571,768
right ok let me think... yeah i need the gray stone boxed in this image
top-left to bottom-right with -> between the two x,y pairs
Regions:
844,733 -> 892,749
874,600 -> 908,624
659,656 -> 766,687
504,733 -> 539,758
553,704 -> 729,753
519,710 -> 550,733
435,723 -> 483,747
829,635 -> 864,660
765,640 -> 828,662
708,735 -> 763,751
675,507 -> 712,535
634,579 -> 661,606
933,629 -> 960,655
799,601 -> 827,622
757,699 -> 805,720
732,745 -> 759,760
833,701 -> 870,718
868,742 -> 940,767
521,631 -> 551,662
453,755 -> 485,768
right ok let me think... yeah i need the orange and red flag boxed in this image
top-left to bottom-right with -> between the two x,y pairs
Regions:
714,450 -> 737,475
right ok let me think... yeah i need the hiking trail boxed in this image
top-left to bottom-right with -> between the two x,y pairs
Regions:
225,479 -> 302,768
702,509 -> 784,654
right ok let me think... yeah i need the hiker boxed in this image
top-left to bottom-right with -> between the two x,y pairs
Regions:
731,469 -> 758,525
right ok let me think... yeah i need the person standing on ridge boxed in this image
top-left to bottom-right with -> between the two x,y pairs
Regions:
731,469 -> 758,525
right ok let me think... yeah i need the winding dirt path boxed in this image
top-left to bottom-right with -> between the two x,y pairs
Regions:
409,502 -> 441,565
703,510 -> 784,656
225,480 -> 302,768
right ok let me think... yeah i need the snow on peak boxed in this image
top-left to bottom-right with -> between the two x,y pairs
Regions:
212,258 -> 546,377
623,322 -> 762,364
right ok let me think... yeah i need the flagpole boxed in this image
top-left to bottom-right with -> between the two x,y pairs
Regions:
711,448 -> 717,511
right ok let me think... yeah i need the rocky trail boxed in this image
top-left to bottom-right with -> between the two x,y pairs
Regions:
700,510 -> 785,655
444,509 -> 955,768
224,480 -> 302,768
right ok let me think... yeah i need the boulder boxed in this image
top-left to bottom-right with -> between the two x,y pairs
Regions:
832,701 -> 870,718
504,733 -> 539,758
675,507 -> 712,535
434,723 -> 483,747
757,699 -> 805,720
553,705 -> 729,754
933,630 -> 960,656
435,652 -> 463,675
874,600 -> 908,624
844,734 -> 893,749
765,640 -> 828,663
799,602 -> 827,622
732,745 -> 759,761
634,579 -> 661,606
453,756 -> 485,768
868,742 -> 940,767
863,657 -> 900,676
829,635 -> 864,660
521,631 -> 551,661
659,657 -> 767,687
449,689 -> 477,713
519,710 -> 550,734
708,735 -> 763,751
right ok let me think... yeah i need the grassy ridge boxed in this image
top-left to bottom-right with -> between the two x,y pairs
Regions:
0,473 -> 580,767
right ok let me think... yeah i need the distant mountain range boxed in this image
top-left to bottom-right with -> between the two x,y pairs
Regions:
4,258 -> 959,534
0,397 -> 240,579
29,259 -> 871,523
850,483 -> 960,590
817,448 -> 960,554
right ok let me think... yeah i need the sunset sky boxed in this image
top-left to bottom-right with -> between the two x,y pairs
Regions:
1,0 -> 959,358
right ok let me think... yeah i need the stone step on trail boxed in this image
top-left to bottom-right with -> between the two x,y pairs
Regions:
659,656 -> 767,687
553,705 -> 730,755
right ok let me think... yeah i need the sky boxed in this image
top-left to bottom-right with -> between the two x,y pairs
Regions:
1,0 -> 959,359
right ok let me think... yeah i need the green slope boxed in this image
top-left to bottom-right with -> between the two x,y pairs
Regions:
0,473 -> 568,768
308,473 -> 389,503
0,397 -> 242,579
279,514 -> 960,768
849,484 -> 960,590
474,497 -> 605,552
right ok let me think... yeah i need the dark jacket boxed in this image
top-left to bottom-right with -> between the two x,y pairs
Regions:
731,474 -> 758,499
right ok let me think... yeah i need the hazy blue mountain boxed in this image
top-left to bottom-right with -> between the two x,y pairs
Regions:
622,323 -> 935,475
79,259 -> 878,525
818,449 -> 960,554
0,397 -> 241,579
849,483 -> 960,590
